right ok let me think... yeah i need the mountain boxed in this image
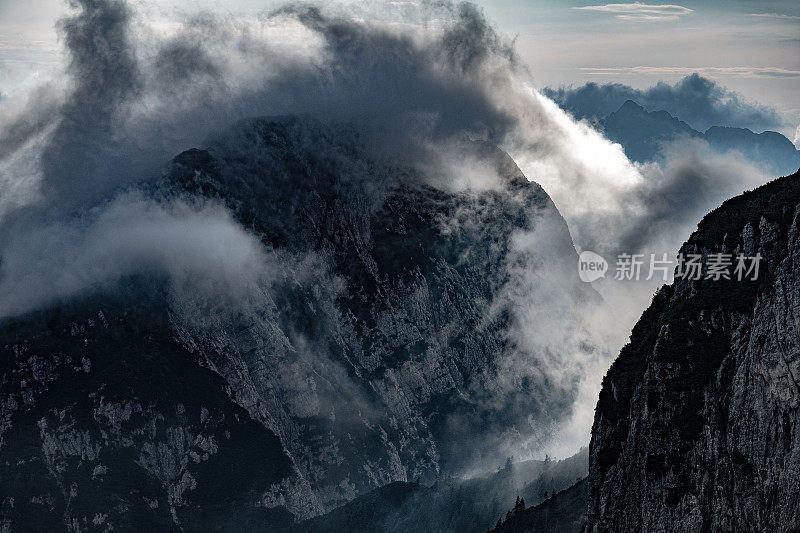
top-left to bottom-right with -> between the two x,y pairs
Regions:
295,481 -> 430,533
601,100 -> 698,163
294,449 -> 588,533
0,116 -> 592,529
586,169 -> 800,531
490,477 -> 587,533
704,126 -> 800,175
600,100 -> 800,175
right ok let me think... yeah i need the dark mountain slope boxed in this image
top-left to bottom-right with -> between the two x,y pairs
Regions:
293,481 -> 430,533
294,448 -> 588,533
490,478 -> 587,533
0,285 -> 297,531
587,169 -> 800,532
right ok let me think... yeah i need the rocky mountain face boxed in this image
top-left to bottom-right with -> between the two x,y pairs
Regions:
0,289 -> 300,531
0,116 -> 591,530
587,170 -> 800,532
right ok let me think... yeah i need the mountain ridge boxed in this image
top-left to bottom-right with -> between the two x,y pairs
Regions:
600,100 -> 800,175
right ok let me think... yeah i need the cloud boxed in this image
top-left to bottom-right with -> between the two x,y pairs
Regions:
580,66 -> 800,79
749,13 -> 800,20
573,2 -> 692,21
0,0 -> 602,486
543,73 -> 790,133
0,192 -> 278,319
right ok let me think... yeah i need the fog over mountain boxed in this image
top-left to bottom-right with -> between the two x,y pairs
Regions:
0,0 -> 791,529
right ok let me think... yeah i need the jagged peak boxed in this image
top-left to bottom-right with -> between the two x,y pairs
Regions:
615,99 -> 646,114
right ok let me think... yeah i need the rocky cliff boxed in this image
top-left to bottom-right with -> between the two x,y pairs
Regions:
587,170 -> 800,532
0,116 -> 592,530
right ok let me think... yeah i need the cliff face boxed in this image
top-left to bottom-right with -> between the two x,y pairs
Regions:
587,170 -> 800,532
0,117 -> 591,529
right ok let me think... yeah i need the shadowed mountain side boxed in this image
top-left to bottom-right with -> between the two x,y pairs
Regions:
295,449 -> 588,533
489,478 -> 587,533
0,285 -> 298,531
293,482 -> 430,533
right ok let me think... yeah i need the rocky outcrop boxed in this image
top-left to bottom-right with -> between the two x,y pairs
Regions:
587,170 -> 800,531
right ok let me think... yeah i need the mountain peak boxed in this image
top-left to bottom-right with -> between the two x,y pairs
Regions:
616,99 -> 646,115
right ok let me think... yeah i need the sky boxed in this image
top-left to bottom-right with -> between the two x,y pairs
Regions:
2,0 -> 798,132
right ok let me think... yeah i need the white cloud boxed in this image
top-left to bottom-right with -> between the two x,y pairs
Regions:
580,66 -> 800,79
573,2 -> 692,21
749,13 -> 800,21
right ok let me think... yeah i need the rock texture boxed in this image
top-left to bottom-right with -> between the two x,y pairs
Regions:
0,289 -> 300,531
587,170 -> 800,532
0,116 -> 591,529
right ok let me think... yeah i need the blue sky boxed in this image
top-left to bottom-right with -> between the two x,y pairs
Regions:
1,0 -> 798,130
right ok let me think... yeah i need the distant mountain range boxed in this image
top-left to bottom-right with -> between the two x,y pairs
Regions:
598,100 -> 799,176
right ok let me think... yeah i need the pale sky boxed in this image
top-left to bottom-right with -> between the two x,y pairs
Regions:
1,0 -> 798,128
